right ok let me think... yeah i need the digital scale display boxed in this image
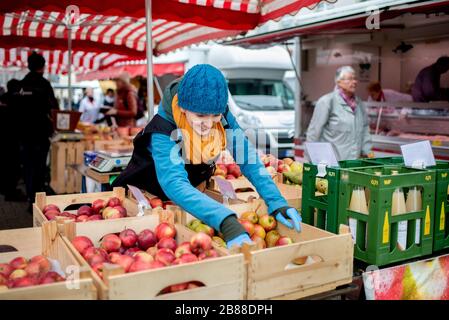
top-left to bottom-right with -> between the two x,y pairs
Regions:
88,151 -> 132,173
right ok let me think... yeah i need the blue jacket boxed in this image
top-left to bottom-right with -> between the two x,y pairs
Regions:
148,104 -> 288,232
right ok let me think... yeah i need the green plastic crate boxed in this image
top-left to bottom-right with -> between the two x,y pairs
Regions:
338,166 -> 436,266
301,159 -> 383,234
371,157 -> 449,251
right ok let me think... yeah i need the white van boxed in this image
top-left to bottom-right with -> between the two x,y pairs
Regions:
207,45 -> 296,158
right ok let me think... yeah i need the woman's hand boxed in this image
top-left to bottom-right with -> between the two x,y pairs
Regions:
106,108 -> 118,115
226,233 -> 253,249
271,207 -> 302,232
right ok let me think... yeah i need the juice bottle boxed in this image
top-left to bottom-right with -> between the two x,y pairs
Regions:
391,170 -> 407,250
406,187 -> 422,245
349,186 -> 369,214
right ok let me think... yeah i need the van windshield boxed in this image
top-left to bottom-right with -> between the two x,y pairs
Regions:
228,79 -> 295,111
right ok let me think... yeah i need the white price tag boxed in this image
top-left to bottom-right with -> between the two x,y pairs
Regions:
317,162 -> 328,178
305,142 -> 339,167
401,140 -> 436,168
127,185 -> 150,216
214,178 -> 238,200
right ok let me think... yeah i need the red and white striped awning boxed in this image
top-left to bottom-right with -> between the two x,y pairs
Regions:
0,47 -> 129,75
0,10 -> 243,55
0,1 -> 323,30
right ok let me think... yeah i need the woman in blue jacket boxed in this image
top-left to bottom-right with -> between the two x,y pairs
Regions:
113,64 -> 301,248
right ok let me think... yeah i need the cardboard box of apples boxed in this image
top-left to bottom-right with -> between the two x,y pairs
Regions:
59,208 -> 245,300
0,222 -> 96,299
182,199 -> 354,300
33,187 -> 150,227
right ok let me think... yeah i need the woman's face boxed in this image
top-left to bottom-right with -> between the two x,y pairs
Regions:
183,109 -> 221,136
337,72 -> 358,95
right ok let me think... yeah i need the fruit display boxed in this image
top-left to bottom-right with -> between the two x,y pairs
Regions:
187,213 -> 294,249
260,154 -> 303,185
315,178 -> 328,194
71,223 -> 218,294
144,196 -> 175,209
213,163 -> 243,180
0,255 -> 65,290
42,197 -> 128,223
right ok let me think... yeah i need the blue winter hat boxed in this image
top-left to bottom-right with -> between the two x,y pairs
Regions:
178,64 -> 228,115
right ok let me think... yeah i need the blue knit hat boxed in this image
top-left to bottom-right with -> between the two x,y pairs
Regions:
178,64 -> 228,115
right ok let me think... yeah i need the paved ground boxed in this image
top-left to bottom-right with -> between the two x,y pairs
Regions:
0,182 -> 32,230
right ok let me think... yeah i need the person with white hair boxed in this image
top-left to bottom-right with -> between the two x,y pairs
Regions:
306,66 -> 372,160
106,72 -> 138,126
79,87 -> 100,124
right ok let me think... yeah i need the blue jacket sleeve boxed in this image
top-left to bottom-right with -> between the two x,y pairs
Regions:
225,112 -> 288,213
149,133 -> 236,231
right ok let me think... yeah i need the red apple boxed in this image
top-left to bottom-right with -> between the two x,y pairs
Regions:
217,164 -> 228,176
146,246 -> 158,258
30,255 -> 51,274
227,163 -> 242,178
258,214 -> 277,232
190,232 -> 212,254
107,197 -> 121,208
178,253 -> 199,264
251,235 -> 267,249
137,229 -> 158,250
239,219 -> 255,237
9,257 -> 28,270
43,204 -> 60,214
91,199 -> 106,215
155,222 -> 177,241
265,230 -> 281,248
38,271 -> 64,284
76,215 -> 89,223
87,214 -> 102,221
9,269 -> 27,280
276,236 -> 293,246
277,163 -> 291,173
198,249 -> 219,261
0,263 -> 13,277
24,262 -> 41,277
114,255 -> 134,273
253,224 -> 266,239
59,212 -> 77,221
128,260 -> 153,273
240,211 -> 259,224
44,210 -> 60,221
114,206 -> 127,218
102,206 -> 122,220
157,237 -> 177,251
225,174 -> 236,180
12,277 -> 35,288
119,229 -> 138,248
0,274 -> 7,286
174,242 -> 192,258
91,263 -> 105,278
84,247 -> 108,262
72,236 -> 94,255
77,205 -> 94,216
87,253 -> 107,266
100,234 -> 122,253
169,282 -> 189,293
265,166 -> 277,176
155,248 -> 176,266
133,252 -> 154,263
108,252 -> 122,264
148,260 -> 165,270
125,247 -> 141,257
149,198 -> 163,208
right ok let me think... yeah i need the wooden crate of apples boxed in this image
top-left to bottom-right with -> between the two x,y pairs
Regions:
59,209 -> 245,300
0,222 -> 96,299
33,187 -> 150,227
183,199 -> 353,300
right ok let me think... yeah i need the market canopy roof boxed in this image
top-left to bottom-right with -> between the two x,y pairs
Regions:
76,62 -> 185,81
0,0 -> 323,31
0,47 -> 129,75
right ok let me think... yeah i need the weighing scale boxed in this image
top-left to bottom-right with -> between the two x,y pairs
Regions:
88,150 -> 132,173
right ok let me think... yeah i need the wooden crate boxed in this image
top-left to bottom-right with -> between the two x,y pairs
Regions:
274,173 -> 302,210
93,139 -> 133,153
229,200 -> 353,300
0,222 -> 96,299
208,176 -> 259,202
180,199 -> 353,300
50,141 -> 85,194
58,210 -> 245,300
33,187 -> 150,227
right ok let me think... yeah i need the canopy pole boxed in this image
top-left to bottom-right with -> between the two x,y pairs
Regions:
68,26 -> 72,110
294,36 -> 302,140
145,0 -> 155,120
